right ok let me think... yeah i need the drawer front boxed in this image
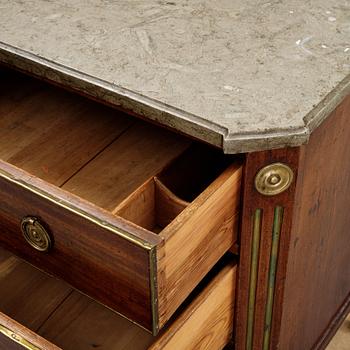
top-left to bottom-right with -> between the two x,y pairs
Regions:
0,161 -> 160,332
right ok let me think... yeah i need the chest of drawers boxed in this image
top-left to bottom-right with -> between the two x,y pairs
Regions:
0,64 -> 349,350
0,1 -> 349,348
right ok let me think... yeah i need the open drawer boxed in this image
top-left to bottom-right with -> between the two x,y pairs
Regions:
0,67 -> 242,333
0,248 -> 236,350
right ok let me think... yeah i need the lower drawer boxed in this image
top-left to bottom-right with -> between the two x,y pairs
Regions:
0,247 -> 236,350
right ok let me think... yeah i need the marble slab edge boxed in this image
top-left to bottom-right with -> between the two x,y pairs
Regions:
1,42 -> 349,155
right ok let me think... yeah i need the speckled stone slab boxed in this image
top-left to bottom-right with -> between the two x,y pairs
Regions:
0,0 -> 349,154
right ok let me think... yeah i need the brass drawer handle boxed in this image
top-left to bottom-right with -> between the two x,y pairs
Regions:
21,217 -> 52,252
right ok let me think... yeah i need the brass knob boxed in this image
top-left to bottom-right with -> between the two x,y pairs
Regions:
21,217 -> 52,252
255,163 -> 294,196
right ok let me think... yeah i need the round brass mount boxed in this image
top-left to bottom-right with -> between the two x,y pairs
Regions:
21,216 -> 52,252
255,163 -> 294,196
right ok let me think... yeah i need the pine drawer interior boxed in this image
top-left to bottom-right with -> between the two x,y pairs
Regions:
0,67 -> 242,332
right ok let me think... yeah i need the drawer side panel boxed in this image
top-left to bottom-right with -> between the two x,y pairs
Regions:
157,163 -> 242,327
150,261 -> 236,350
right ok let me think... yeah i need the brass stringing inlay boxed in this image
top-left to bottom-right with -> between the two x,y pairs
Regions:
263,206 -> 284,350
246,206 -> 284,350
0,168 -> 154,250
0,324 -> 42,350
246,208 -> 262,350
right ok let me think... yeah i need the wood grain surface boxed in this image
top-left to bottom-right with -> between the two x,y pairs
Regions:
38,292 -> 154,350
0,161 -> 157,331
150,260 -> 236,350
114,177 -> 190,232
236,95 -> 350,350
0,249 -> 71,331
0,67 -> 134,185
0,312 -> 61,350
0,247 -> 236,350
279,95 -> 350,350
235,147 -> 300,350
63,122 -> 191,211
158,163 -> 242,328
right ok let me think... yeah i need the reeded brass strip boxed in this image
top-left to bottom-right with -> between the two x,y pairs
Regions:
0,324 -> 42,350
0,169 -> 154,250
149,247 -> 159,335
246,208 -> 262,350
263,206 -> 284,350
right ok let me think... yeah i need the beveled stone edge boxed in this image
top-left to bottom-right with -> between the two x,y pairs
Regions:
1,41 -> 349,154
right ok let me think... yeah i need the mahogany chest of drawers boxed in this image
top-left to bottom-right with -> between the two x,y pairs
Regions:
0,1 -> 349,349
0,64 -> 349,350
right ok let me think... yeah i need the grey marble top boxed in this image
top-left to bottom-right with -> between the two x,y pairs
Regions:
0,1 -> 349,153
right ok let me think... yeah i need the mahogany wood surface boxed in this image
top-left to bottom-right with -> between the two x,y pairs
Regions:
235,148 -> 300,350
316,293 -> 350,350
0,333 -> 32,350
0,312 -> 61,350
279,95 -> 350,349
236,95 -> 350,350
0,161 -> 155,330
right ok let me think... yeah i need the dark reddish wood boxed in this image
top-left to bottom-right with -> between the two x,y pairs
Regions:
278,95 -> 350,350
0,161 -> 161,331
235,147 -> 300,350
236,95 -> 350,350
0,311 -> 60,350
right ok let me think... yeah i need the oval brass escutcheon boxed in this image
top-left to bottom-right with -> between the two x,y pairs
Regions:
255,163 -> 294,196
21,217 -> 52,252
